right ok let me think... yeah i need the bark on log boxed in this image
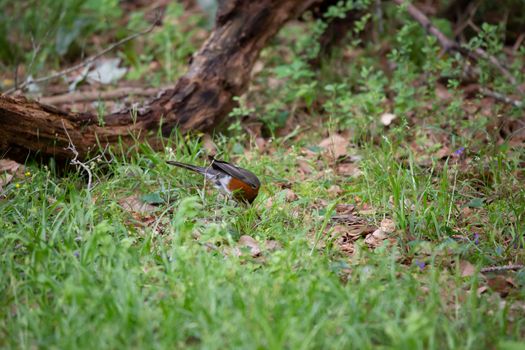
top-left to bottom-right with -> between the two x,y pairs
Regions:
0,0 -> 316,162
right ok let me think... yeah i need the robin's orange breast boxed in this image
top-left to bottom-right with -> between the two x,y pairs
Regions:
227,177 -> 259,203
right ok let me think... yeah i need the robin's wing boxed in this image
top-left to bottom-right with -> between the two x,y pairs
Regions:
210,159 -> 261,188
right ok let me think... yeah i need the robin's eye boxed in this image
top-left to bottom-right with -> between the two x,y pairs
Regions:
251,184 -> 257,189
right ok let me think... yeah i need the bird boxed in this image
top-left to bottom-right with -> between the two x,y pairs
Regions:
167,157 -> 261,204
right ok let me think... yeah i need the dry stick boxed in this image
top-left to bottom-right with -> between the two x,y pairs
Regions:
375,0 -> 384,34
62,120 -> 93,191
481,264 -> 524,273
453,0 -> 481,37
513,33 -> 525,52
478,87 -> 523,108
61,120 -> 107,191
39,86 -> 168,105
4,17 -> 159,95
393,0 -> 522,93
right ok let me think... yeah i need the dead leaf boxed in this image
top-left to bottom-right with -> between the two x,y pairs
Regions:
336,163 -> 361,177
0,159 -> 23,190
435,84 -> 452,101
364,233 -> 380,247
119,195 -> 157,214
372,228 -> 388,240
331,213 -> 359,224
333,224 -> 353,236
335,203 -> 355,215
460,206 -> 473,218
500,116 -> 525,145
486,275 -> 516,297
460,260 -> 476,277
380,218 -> 396,233
0,159 -> 22,173
238,235 -> 261,257
363,227 -> 390,248
476,285 -> 489,296
327,185 -> 342,197
333,223 -> 374,239
73,58 -> 126,88
332,225 -> 357,254
332,203 -> 357,223
301,147 -> 319,160
318,134 -> 349,160
435,146 -> 451,159
380,113 -> 396,126
284,189 -> 298,202
265,240 -> 282,251
244,122 -> 263,139
297,159 -> 314,175
505,277 -> 518,288
255,137 -> 267,152
130,212 -> 157,227
202,134 -> 217,156
0,173 -> 14,191
336,240 -> 354,255
358,206 -> 377,215
315,198 -> 329,208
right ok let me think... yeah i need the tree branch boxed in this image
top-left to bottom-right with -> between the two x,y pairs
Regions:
478,87 -> 523,108
481,264 -> 524,273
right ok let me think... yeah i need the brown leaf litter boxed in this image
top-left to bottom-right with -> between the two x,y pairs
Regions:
318,134 -> 349,161
326,204 -> 397,254
227,235 -> 283,263
119,195 -> 158,214
458,260 -> 523,298
0,159 -> 25,192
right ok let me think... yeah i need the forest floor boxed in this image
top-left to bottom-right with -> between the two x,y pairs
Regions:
1,1 -> 524,349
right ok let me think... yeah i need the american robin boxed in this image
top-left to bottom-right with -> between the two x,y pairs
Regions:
167,157 -> 261,204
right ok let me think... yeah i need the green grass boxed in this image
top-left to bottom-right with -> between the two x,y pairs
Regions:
1,132 -> 524,349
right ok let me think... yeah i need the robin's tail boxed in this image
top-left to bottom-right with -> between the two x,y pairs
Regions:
166,160 -> 207,174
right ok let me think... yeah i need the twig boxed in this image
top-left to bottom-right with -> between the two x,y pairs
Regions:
26,34 -> 45,83
4,16 -> 160,95
478,87 -> 523,108
453,0 -> 481,37
393,0 -> 520,91
13,64 -> 19,91
375,0 -> 383,34
481,264 -> 524,273
61,120 -> 107,191
39,86 -> 167,105
512,33 -> 525,52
